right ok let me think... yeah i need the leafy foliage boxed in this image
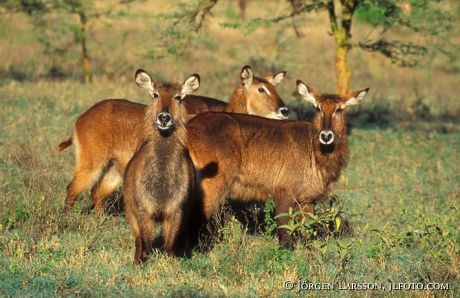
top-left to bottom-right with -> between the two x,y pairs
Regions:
262,197 -> 278,238
274,201 -> 344,244
146,0 -> 218,60
144,0 -> 456,93
0,0 -> 135,81
357,0 -> 456,66
355,0 -> 402,27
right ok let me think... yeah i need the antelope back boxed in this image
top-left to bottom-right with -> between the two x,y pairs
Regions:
226,65 -> 289,119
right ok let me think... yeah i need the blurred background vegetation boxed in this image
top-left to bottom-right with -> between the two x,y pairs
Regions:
0,0 -> 459,128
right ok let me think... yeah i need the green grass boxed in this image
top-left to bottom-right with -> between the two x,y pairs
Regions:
0,1 -> 459,296
0,81 -> 458,297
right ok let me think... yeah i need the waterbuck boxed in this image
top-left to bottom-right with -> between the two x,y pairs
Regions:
59,96 -> 224,213
186,80 -> 369,247
123,69 -> 197,264
59,65 -> 288,213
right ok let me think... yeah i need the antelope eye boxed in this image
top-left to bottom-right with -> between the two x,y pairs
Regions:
152,92 -> 159,99
258,87 -> 266,93
174,95 -> 182,101
335,107 -> 343,114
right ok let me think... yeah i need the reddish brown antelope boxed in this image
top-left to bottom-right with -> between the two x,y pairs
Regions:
59,96 -> 224,213
124,69 -> 197,264
186,80 -> 369,247
59,65 -> 288,213
226,65 -> 288,119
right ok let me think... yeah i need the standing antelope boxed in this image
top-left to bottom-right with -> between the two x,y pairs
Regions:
186,80 -> 369,247
59,65 -> 288,213
59,96 -> 225,213
124,69 -> 197,264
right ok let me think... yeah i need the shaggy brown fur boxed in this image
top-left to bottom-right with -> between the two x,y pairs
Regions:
123,69 -> 197,264
59,65 -> 288,213
186,81 -> 369,247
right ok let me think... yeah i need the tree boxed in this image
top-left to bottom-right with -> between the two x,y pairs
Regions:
51,0 -> 93,84
0,0 -> 135,83
152,0 -> 455,94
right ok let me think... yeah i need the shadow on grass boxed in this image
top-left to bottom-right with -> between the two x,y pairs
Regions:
94,190 -> 355,255
0,66 -> 74,83
196,196 -> 354,253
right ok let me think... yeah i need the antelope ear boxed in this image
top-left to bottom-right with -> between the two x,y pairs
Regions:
135,69 -> 154,94
344,88 -> 369,107
268,71 -> 286,86
297,80 -> 318,107
181,73 -> 200,96
240,65 -> 254,88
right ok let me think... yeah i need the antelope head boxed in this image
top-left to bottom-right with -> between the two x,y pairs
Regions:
240,65 -> 289,120
135,69 -> 200,134
297,80 -> 369,146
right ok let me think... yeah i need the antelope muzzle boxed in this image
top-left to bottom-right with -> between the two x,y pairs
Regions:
276,106 -> 290,119
156,112 -> 173,131
319,130 -> 334,145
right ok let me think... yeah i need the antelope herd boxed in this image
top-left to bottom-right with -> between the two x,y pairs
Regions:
58,65 -> 368,264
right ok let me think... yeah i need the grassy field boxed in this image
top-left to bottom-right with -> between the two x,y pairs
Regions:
0,1 -> 459,297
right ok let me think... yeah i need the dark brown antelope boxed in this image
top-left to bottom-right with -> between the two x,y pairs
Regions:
59,65 -> 288,213
186,80 -> 369,247
124,69 -> 197,264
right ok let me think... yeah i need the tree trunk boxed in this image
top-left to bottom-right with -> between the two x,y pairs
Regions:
334,29 -> 351,95
327,0 -> 357,95
79,11 -> 91,84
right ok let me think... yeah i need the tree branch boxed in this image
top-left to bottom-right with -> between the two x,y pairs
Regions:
193,0 -> 218,33
340,0 -> 358,37
326,0 -> 337,34
270,1 -> 327,23
288,0 -> 304,37
359,39 -> 427,67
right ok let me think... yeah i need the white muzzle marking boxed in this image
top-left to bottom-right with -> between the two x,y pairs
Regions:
156,112 -> 173,130
319,130 -> 334,145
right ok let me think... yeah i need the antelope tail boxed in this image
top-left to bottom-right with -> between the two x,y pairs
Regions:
57,138 -> 73,152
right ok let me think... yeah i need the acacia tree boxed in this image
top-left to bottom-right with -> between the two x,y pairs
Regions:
323,0 -> 453,94
0,0 -> 134,83
153,0 -> 455,94
50,0 -> 93,84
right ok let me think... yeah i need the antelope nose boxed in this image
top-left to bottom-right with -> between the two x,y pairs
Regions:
319,130 -> 334,145
156,112 -> 173,130
158,113 -> 171,123
279,107 -> 289,118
